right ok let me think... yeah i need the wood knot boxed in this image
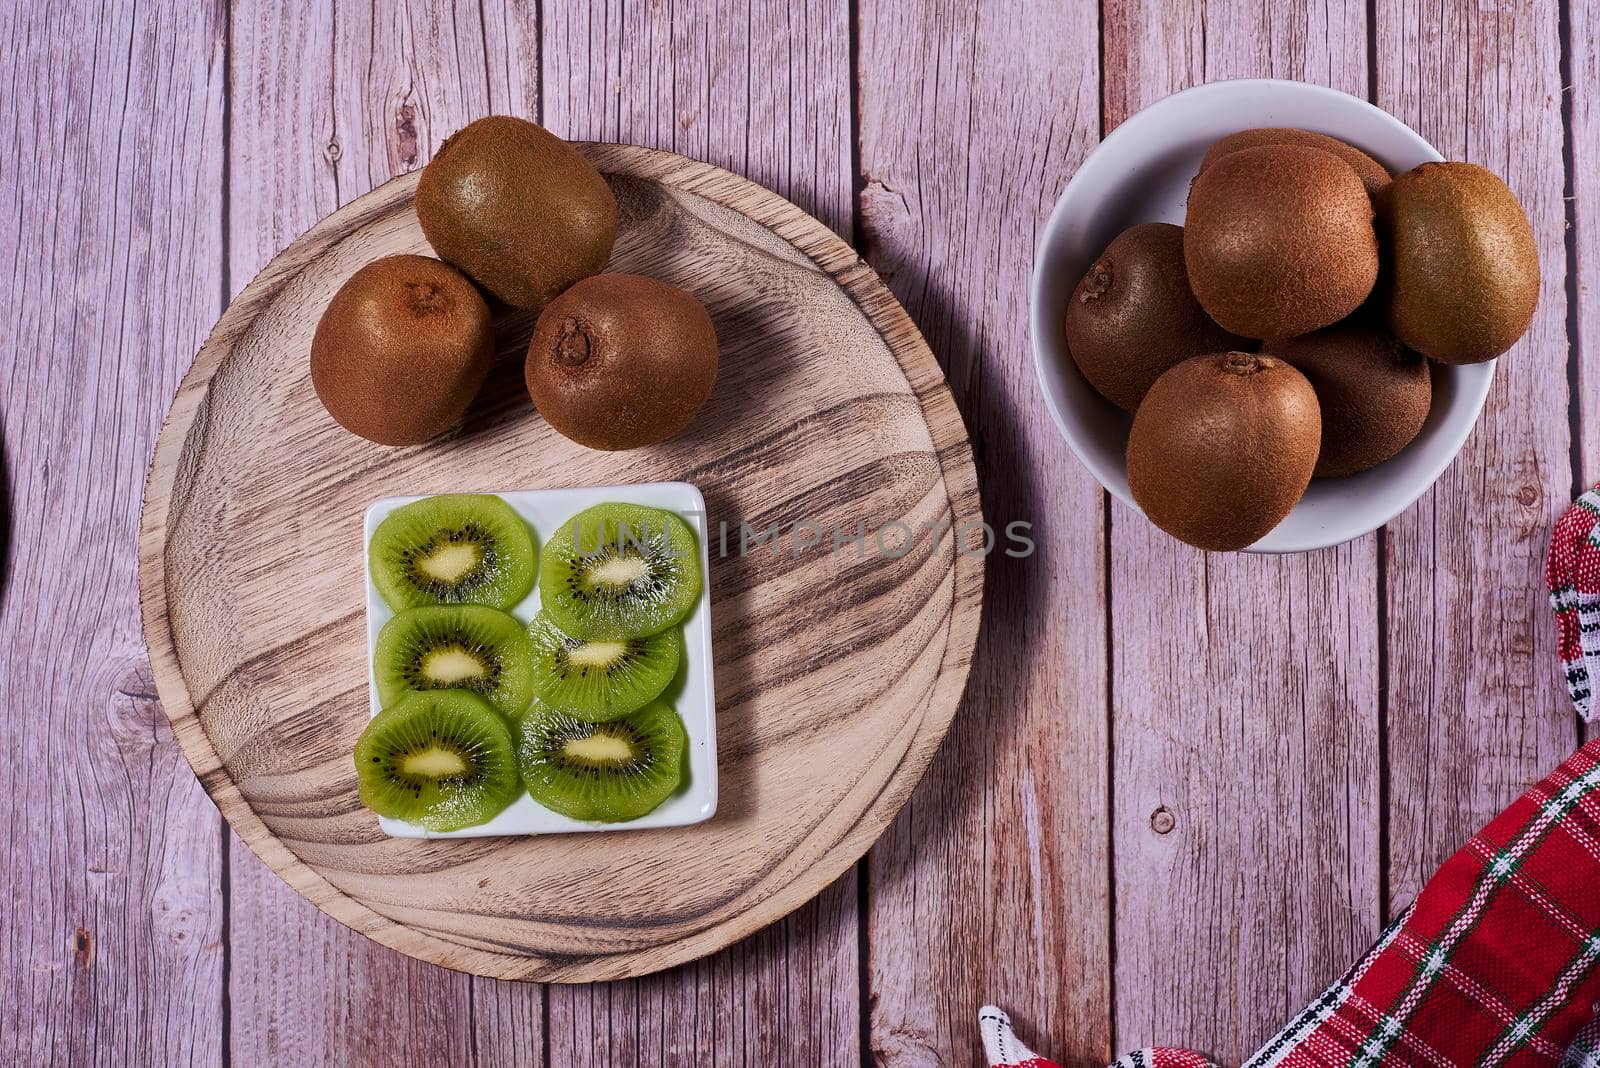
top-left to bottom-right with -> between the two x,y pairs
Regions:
1150,806 -> 1176,834
74,927 -> 94,968
323,138 -> 342,163
1515,484 -> 1540,507
393,101 -> 419,169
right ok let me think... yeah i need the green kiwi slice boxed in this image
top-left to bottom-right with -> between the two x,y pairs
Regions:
518,700 -> 687,822
370,494 -> 536,612
355,690 -> 520,831
374,604 -> 535,719
526,610 -> 682,721
538,502 -> 701,640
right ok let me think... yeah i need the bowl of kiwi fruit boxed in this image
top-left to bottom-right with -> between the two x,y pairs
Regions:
359,483 -> 715,837
1032,79 -> 1537,553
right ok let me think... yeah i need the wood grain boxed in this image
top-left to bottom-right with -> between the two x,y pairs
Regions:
140,144 -> 982,984
1572,0 -> 1600,495
0,1 -> 227,1064
1101,4 -> 1380,1061
538,2 -> 863,1061
223,1 -> 545,1059
856,2 -> 1112,1064
1375,0 -> 1580,906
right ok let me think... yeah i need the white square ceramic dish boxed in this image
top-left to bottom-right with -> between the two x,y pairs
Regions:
362,481 -> 717,838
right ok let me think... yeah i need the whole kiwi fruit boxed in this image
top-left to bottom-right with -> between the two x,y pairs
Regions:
1262,322 -> 1431,478
526,274 -> 718,450
1185,144 -> 1379,339
1199,128 -> 1391,197
1065,222 -> 1248,411
417,115 -> 618,310
1375,161 -> 1538,364
1126,352 -> 1321,551
310,254 -> 493,446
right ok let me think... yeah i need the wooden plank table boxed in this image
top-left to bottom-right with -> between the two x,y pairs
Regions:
1,0 -> 1582,1063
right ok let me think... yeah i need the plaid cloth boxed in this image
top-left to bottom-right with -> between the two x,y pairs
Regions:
1547,485 -> 1600,723
984,738 -> 1600,1068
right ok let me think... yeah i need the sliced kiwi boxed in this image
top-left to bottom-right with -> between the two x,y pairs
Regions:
355,690 -> 520,832
374,605 -> 535,719
539,502 -> 701,640
518,700 -> 687,822
370,494 -> 536,612
527,610 -> 682,721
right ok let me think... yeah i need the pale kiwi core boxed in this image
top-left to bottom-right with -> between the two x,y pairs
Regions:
567,640 -> 629,668
417,542 -> 482,584
564,734 -> 636,764
422,646 -> 490,684
402,747 -> 469,777
588,556 -> 648,588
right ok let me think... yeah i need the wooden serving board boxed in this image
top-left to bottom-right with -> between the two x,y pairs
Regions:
138,144 -> 983,982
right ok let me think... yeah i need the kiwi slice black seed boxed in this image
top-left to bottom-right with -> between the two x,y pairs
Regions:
355,690 -> 520,831
539,502 -> 701,640
374,604 -> 535,719
370,494 -> 536,612
526,610 -> 682,721
518,700 -> 687,822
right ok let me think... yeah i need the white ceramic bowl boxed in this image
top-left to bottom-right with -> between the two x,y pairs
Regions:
1030,79 -> 1493,553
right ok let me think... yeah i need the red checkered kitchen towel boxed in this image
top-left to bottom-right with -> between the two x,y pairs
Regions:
983,490 -> 1600,1068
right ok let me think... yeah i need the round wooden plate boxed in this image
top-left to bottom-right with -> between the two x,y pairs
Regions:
139,144 -> 983,982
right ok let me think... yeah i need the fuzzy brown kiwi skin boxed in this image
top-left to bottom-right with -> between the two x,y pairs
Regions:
309,254 -> 493,446
1065,223 -> 1250,412
1376,161 -> 1539,364
1126,352 -> 1321,552
526,274 -> 719,451
417,116 -> 618,310
1184,144 -> 1380,340
1198,128 -> 1391,198
1261,322 -> 1431,479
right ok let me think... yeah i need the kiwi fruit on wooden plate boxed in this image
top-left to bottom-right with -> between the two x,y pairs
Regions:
526,274 -> 719,450
1126,352 -> 1321,551
369,494 -> 537,612
355,689 -> 521,832
310,254 -> 493,446
1197,127 -> 1391,197
527,610 -> 683,722
417,116 -> 618,310
1261,321 -> 1432,478
1184,143 -> 1379,339
539,502 -> 701,640
374,604 -> 535,719
518,700 -> 688,822
1376,161 -> 1539,364
1065,222 -> 1248,411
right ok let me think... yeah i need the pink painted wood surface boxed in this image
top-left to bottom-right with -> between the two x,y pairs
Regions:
1102,4 -> 1380,1062
6,0 -> 1589,1064
855,2 -> 1112,1064
1,1 -> 227,1064
1374,0 -> 1579,906
1573,0 -> 1600,499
